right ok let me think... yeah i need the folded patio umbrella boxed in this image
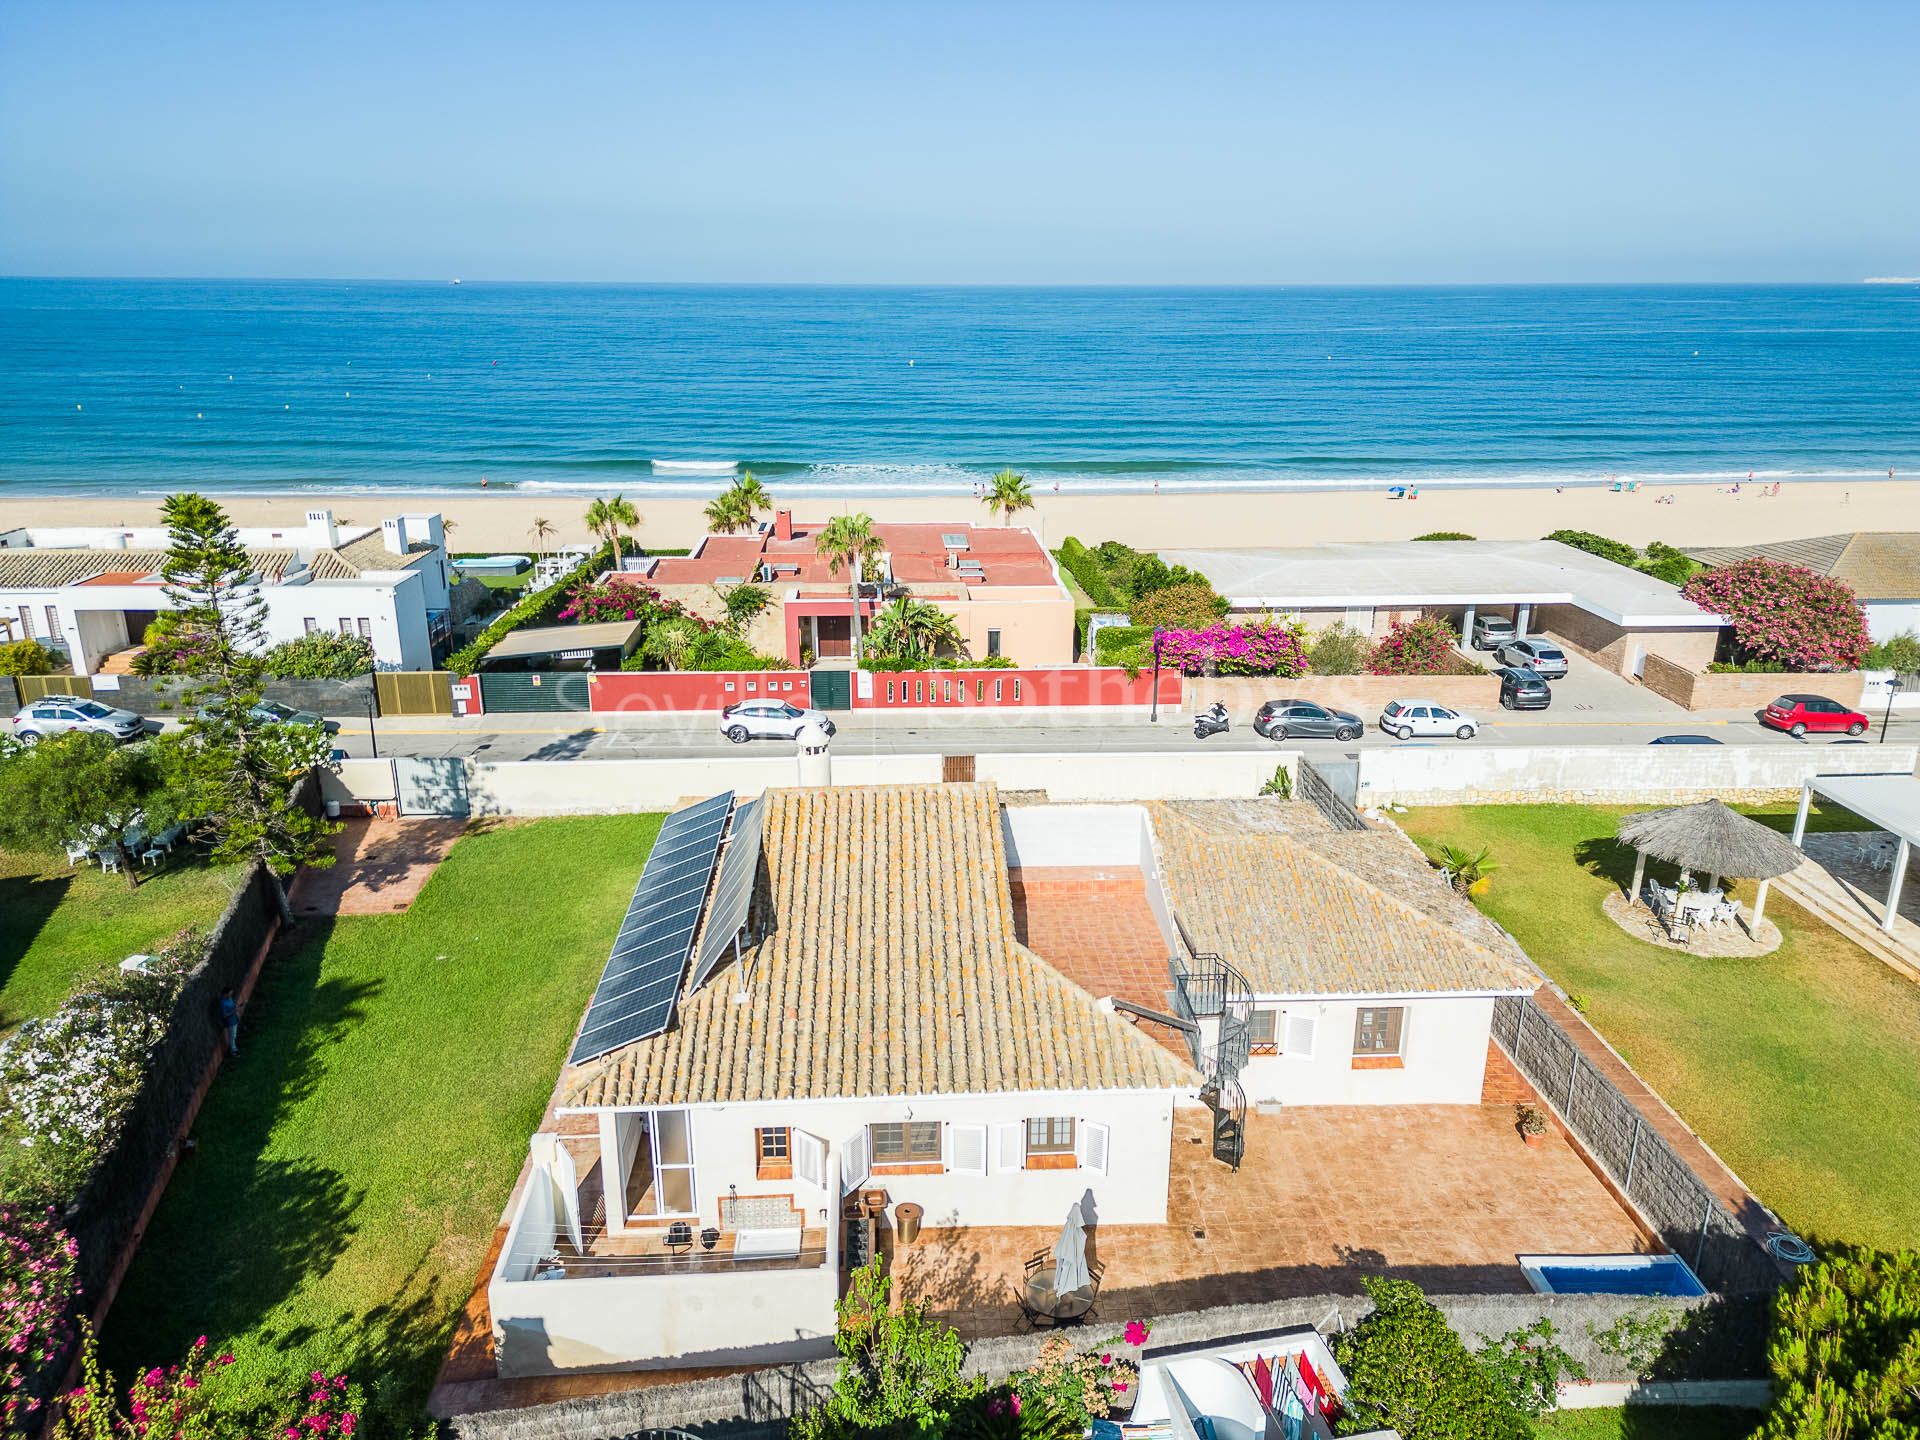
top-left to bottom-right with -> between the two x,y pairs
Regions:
1053,1200 -> 1090,1293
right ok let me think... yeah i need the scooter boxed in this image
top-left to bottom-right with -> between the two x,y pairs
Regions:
1192,702 -> 1230,740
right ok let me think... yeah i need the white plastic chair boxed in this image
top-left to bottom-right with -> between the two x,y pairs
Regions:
65,841 -> 92,867
96,849 -> 122,874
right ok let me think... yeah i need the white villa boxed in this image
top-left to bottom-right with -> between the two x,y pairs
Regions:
0,508 -> 452,672
485,781 -> 1545,1378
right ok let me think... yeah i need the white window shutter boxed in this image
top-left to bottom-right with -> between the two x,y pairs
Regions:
951,1124 -> 988,1176
992,1120 -> 1026,1173
793,1130 -> 827,1191
1285,1013 -> 1317,1057
841,1129 -> 871,1194
1077,1121 -> 1111,1174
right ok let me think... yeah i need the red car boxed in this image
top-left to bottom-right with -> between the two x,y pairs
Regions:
1761,693 -> 1868,738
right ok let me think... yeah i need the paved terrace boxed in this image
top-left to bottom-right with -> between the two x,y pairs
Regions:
893,1105 -> 1652,1338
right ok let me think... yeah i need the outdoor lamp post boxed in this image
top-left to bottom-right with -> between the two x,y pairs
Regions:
1148,630 -> 1165,722
364,682 -> 379,759
1882,677 -> 1903,744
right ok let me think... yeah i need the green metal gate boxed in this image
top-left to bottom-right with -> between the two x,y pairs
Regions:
810,668 -> 852,711
477,671 -> 595,714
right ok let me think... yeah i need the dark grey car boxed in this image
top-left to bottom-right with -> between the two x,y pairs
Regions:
1253,698 -> 1365,741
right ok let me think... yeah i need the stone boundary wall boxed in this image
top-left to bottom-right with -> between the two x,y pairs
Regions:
1639,655 -> 1866,713
442,1289 -> 1766,1440
1186,674 -> 1499,715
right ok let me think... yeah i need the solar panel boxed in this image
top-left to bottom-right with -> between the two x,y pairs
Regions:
568,791 -> 732,1064
685,793 -> 767,995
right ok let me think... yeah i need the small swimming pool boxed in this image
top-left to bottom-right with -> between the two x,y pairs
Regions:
1519,1253 -> 1707,1298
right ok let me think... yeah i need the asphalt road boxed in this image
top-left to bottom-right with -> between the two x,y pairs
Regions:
324,707 -> 1912,763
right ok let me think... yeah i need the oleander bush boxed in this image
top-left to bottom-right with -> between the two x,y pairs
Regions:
258,632 -> 373,680
1367,616 -> 1483,676
1683,559 -> 1871,672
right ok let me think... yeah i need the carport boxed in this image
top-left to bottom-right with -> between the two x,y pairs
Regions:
1792,773 -> 1920,932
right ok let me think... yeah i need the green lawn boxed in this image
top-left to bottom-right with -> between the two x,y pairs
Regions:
1400,802 -> 1920,1250
0,848 -> 243,1031
102,814 -> 662,1430
1537,1406 -> 1758,1440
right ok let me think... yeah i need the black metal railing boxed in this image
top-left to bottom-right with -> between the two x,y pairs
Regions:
1169,911 -> 1255,1169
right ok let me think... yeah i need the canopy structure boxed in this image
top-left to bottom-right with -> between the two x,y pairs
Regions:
1618,798 -> 1804,928
1794,773 -> 1920,933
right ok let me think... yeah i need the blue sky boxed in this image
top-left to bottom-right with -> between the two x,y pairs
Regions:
2,1 -> 1915,282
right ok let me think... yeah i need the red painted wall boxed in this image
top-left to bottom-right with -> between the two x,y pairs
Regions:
452,675 -> 485,717
588,670 -> 814,713
852,667 -> 1181,709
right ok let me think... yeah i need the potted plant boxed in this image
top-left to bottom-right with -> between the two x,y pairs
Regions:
1516,1103 -> 1550,1148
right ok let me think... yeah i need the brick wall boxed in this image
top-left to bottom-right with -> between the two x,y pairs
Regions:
1534,606 -> 1720,679
1638,655 -> 1866,712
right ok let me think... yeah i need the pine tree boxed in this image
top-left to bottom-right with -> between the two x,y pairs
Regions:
159,493 -> 337,924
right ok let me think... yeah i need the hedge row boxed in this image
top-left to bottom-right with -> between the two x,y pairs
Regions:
1094,624 -> 1153,665
446,543 -> 615,673
1055,537 -> 1122,608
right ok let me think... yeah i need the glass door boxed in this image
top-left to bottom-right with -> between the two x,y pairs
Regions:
650,1108 -> 697,1216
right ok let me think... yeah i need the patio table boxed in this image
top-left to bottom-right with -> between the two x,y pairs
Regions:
1021,1264 -> 1096,1325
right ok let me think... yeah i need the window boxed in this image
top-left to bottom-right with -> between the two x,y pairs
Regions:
756,1126 -> 792,1179
16,606 -> 33,637
1353,1005 -> 1406,1057
977,679 -> 986,702
45,606 -> 60,638
1026,1117 -> 1076,1154
303,617 -> 317,634
987,628 -> 1002,658
338,618 -> 352,635
870,1121 -> 942,1164
357,617 -> 372,638
1249,1009 -> 1279,1054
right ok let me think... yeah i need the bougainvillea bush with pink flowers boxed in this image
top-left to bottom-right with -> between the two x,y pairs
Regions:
1154,622 -> 1310,677
1366,616 -> 1482,677
1682,558 -> 1871,672
1,1205 -> 81,1431
54,1330 -> 361,1440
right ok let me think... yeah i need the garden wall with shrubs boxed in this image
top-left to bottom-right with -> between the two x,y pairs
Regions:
1640,653 -> 1865,713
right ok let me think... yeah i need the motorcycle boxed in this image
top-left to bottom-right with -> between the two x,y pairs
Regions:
1192,702 -> 1230,740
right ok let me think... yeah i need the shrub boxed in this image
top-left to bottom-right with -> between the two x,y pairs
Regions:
1545,529 -> 1640,567
858,653 -> 1016,672
1,1205 -> 81,1430
1156,621 -> 1310,677
1093,624 -> 1153,667
557,576 -> 670,625
446,543 -> 612,673
1054,538 -> 1121,609
1683,558 -> 1871,671
1309,623 -> 1370,675
1367,615 -> 1477,675
1412,531 -> 1475,541
129,613 -> 218,676
1260,764 -> 1293,799
0,640 -> 56,677
1759,1244 -> 1920,1440
259,631 -> 372,680
1333,1278 -> 1531,1440
1128,581 -> 1229,630
1865,631 -> 1920,674
1474,1317 -> 1585,1418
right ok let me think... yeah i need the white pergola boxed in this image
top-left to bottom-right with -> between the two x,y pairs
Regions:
1792,772 -> 1920,933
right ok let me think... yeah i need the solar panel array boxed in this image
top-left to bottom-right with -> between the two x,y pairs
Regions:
569,791 -> 733,1065
686,792 -> 767,995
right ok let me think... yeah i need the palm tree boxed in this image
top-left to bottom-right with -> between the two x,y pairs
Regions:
816,512 -> 884,661
529,516 -> 556,558
984,469 -> 1035,526
704,490 -> 752,534
641,615 -> 700,671
583,498 -> 615,552
607,494 -> 641,556
1437,843 -> 1497,896
734,471 -> 772,524
868,596 -> 964,661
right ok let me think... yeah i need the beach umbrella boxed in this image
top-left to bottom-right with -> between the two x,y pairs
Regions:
1053,1200 -> 1090,1294
1617,798 -> 1802,925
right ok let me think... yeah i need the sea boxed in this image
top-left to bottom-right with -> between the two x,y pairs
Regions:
2,278 -> 1917,500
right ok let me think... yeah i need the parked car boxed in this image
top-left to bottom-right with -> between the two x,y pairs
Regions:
10,695 -> 146,744
1495,667 -> 1552,710
1494,638 -> 1569,679
198,698 -> 336,732
1760,694 -> 1868,739
1253,699 -> 1364,742
1649,734 -> 1724,746
720,699 -> 838,743
1379,699 -> 1479,740
1471,614 -> 1518,651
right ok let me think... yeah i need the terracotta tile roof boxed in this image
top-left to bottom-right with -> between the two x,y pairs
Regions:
564,784 -> 1197,1108
647,521 -> 1059,590
0,547 -> 294,588
1147,801 -> 1538,996
1683,532 -> 1920,600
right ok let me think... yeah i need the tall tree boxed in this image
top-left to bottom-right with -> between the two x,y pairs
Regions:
159,493 -> 336,924
983,469 -> 1035,526
733,472 -> 772,524
703,490 -> 752,535
583,498 -> 615,552
606,494 -> 641,556
866,597 -> 965,661
816,513 -> 885,662
0,732 -> 173,890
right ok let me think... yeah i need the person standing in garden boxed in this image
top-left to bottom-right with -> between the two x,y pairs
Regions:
219,987 -> 240,1057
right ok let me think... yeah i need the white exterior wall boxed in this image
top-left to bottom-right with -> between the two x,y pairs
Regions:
1230,995 -> 1498,1107
1866,599 -> 1920,643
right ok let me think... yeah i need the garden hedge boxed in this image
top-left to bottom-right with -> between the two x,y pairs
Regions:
1054,538 -> 1122,609
446,542 -> 616,674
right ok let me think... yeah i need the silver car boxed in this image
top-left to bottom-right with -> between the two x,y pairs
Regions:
11,695 -> 146,744
197,698 -> 335,731
719,699 -> 837,743
1495,638 -> 1570,679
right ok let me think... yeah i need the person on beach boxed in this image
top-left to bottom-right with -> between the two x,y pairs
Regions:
219,986 -> 239,1057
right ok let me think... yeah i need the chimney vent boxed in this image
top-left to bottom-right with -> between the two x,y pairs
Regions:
773,509 -> 794,541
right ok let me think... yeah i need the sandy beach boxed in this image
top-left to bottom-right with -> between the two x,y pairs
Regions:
2,481 -> 1914,557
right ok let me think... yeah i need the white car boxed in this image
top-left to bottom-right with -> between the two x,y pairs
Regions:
719,699 -> 837,743
1379,699 -> 1480,740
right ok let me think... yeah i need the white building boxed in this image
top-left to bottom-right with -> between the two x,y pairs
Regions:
486,782 -> 1541,1378
0,509 -> 451,672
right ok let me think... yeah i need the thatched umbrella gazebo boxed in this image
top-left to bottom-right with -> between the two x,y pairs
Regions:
1618,799 -> 1803,928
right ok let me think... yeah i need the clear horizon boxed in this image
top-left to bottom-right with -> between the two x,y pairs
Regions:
3,1 -> 1916,285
